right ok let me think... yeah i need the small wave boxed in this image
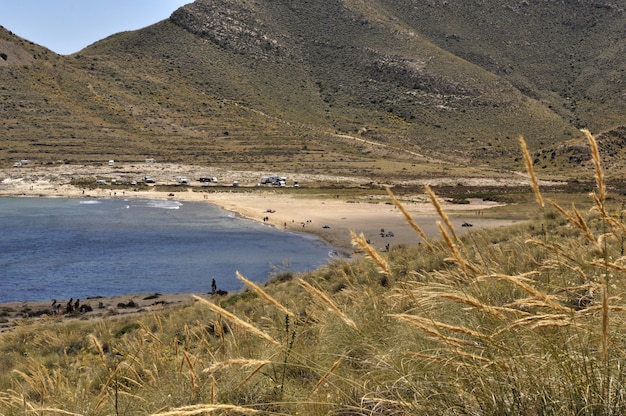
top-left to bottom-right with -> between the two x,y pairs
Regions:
133,199 -> 183,210
79,200 -> 102,205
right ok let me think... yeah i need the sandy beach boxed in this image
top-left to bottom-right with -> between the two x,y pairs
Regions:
1,179 -> 514,253
0,163 -> 518,252
0,163 -> 521,331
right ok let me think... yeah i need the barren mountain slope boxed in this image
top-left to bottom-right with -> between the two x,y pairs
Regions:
1,0 -> 624,179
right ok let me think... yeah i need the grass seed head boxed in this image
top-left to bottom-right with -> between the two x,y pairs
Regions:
519,135 -> 544,208
298,279 -> 358,330
236,271 -> 295,317
192,295 -> 280,346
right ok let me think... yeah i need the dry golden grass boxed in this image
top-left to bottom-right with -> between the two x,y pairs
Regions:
298,278 -> 358,330
192,294 -> 281,346
235,271 -> 295,318
385,187 -> 434,251
151,404 -> 261,415
350,231 -> 392,278
425,185 -> 459,241
520,135 -> 545,208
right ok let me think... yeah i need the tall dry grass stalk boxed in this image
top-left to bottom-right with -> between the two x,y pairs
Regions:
543,201 -> 602,252
437,221 -> 466,275
27,408 -> 84,416
311,354 -> 346,394
209,375 -> 216,404
391,314 -> 488,341
385,187 -> 434,251
432,292 -> 512,320
437,221 -> 479,276
350,231 -> 392,277
492,272 -> 572,313
192,295 -> 280,346
573,205 -> 603,250
589,259 -> 626,273
391,313 -> 480,348
491,314 -> 577,337
181,350 -> 199,391
521,132 -> 619,405
547,200 -> 579,228
582,128 -> 605,204
519,135 -> 544,208
602,286 -> 609,364
151,404 -> 261,415
138,321 -> 164,346
581,129 -> 612,381
236,271 -> 295,318
529,239 -> 581,266
298,279 -> 358,330
234,357 -> 278,390
203,359 -> 271,374
88,334 -> 105,364
425,185 -> 459,241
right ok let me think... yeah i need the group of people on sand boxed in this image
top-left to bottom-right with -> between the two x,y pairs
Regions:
51,298 -> 92,315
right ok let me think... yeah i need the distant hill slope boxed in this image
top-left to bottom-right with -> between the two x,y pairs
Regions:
0,0 -> 624,179
385,0 -> 626,132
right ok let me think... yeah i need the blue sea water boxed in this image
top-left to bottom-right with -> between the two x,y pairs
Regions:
0,197 -> 336,303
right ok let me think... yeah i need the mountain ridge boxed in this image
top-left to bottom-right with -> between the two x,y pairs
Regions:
1,0 -> 624,180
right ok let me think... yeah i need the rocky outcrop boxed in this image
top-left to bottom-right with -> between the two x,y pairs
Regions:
170,0 -> 289,60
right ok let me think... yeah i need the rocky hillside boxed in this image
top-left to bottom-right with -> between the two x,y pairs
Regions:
0,0 -> 624,179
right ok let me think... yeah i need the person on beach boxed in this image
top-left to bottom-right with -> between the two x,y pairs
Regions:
51,300 -> 61,316
66,298 -> 74,313
211,278 -> 217,295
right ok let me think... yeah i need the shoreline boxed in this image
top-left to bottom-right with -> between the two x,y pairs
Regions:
1,162 -> 526,253
1,186 -> 514,254
1,170 -> 521,331
0,291 -> 208,333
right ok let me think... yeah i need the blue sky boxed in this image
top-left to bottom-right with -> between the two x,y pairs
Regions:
0,0 -> 192,55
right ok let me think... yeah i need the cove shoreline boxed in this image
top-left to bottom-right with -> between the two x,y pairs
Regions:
0,176 -> 519,332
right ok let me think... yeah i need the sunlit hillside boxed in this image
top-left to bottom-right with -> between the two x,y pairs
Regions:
1,0 -> 625,180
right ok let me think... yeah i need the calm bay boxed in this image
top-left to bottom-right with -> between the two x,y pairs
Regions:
0,197 -> 335,303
